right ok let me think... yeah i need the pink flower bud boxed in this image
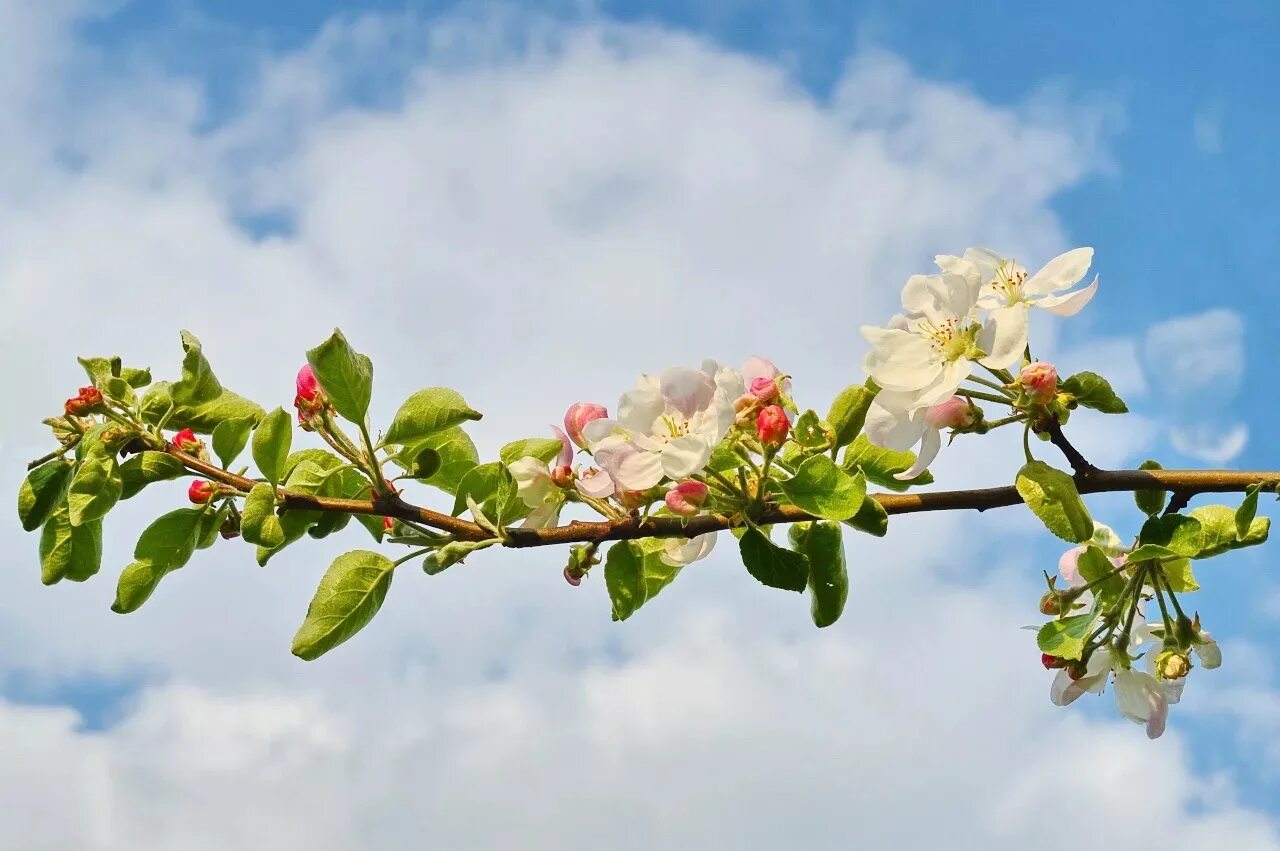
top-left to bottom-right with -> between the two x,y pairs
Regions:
383,515 -> 395,532
171,428 -> 202,453
749,376 -> 779,401
64,386 -> 104,417
1020,361 -> 1059,404
1041,653 -> 1066,670
665,480 -> 709,516
188,480 -> 216,504
550,464 -> 575,488
563,565 -> 583,587
756,405 -> 790,448
563,402 -> 608,448
924,396 -> 976,430
295,364 -> 322,404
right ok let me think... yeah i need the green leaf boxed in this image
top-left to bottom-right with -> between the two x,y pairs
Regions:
1161,558 -> 1199,593
423,539 -> 497,574
119,451 -> 186,499
198,503 -> 230,550
791,410 -> 833,451
241,483 -> 285,548
78,356 -> 150,390
306,329 -> 374,424
1134,460 -> 1166,516
780,455 -> 867,521
383,387 -> 482,446
1061,371 -> 1128,414
604,541 -> 648,621
1139,514 -> 1203,557
1015,461 -> 1092,543
842,435 -> 933,491
739,527 -> 809,592
843,496 -> 888,537
637,539 -> 684,604
141,334 -> 265,434
254,457 -> 345,565
112,508 -> 204,613
789,521 -> 848,628
1037,604 -> 1101,661
252,408 -> 293,486
39,503 -> 102,585
1237,485 -> 1262,539
452,462 -> 525,526
1186,504 -> 1270,557
291,550 -> 395,660
1077,545 -> 1124,604
499,437 -> 565,467
67,450 -> 123,527
827,382 -> 876,450
1125,543 -> 1182,563
211,417 -> 254,468
171,331 -> 223,406
391,427 -> 479,495
18,459 -> 73,532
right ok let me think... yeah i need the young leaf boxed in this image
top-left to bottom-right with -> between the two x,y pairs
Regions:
306,329 -> 374,424
1134,459 -> 1166,516
1077,545 -> 1124,604
119,452 -> 185,499
1187,504 -> 1270,557
252,407 -> 293,486
291,550 -> 396,660
390,427 -> 479,495
1015,461 -> 1092,543
241,483 -> 286,548
789,521 -> 848,628
384,388 -> 482,446
112,508 -> 204,613
1161,558 -> 1200,593
1037,605 -> 1101,661
780,456 -> 867,521
1060,371 -> 1128,414
739,527 -> 809,592
39,504 -> 103,585
842,435 -> 933,491
67,451 -> 123,527
843,496 -> 889,537
791,410 -> 833,452
827,382 -> 876,450
211,417 -> 254,468
452,463 -> 525,526
18,459 -> 73,532
1237,484 -> 1262,539
499,437 -> 565,467
604,541 -> 648,621
1138,514 -> 1204,557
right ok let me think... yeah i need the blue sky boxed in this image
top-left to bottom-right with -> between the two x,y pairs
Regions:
3,1 -> 1280,847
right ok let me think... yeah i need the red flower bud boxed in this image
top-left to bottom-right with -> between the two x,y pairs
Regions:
756,405 -> 790,448
171,428 -> 202,453
296,364 -> 322,403
564,402 -> 608,449
188,480 -> 216,504
383,515 -> 395,532
1041,653 -> 1066,670
665,480 -> 709,516
64,386 -> 104,417
550,464 -> 575,488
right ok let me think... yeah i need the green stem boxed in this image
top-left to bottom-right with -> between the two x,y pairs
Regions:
983,414 -> 1026,430
357,421 -> 387,492
965,375 -> 1011,394
1022,424 -> 1034,464
393,548 -> 433,568
955,388 -> 1013,406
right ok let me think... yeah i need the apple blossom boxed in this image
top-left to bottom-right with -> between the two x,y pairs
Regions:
509,427 -> 575,528
661,532 -> 718,567
583,361 -> 743,490
756,405 -> 790,448
665,480 -> 709,517
936,246 -> 1097,367
63,386 -> 103,417
1020,361 -> 1059,404
1114,668 -> 1179,740
574,466 -> 616,500
564,402 -> 608,449
864,393 -> 976,480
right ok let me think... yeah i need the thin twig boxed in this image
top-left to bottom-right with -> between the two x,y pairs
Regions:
1045,419 -> 1099,477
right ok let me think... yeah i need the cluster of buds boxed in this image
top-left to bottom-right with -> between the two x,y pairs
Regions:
64,386 -> 104,417
294,365 -> 330,431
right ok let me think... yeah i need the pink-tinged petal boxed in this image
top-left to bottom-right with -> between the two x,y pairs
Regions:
894,425 -> 940,480
617,381 -> 665,432
661,435 -> 714,479
660,532 -> 717,567
563,403 -> 608,448
551,425 -> 574,467
659,367 -> 715,418
865,399 -> 925,451
977,303 -> 1030,370
1024,247 -> 1093,296
581,417 -> 621,450
1035,276 -> 1098,317
574,468 -> 616,499
594,438 -> 664,491
1058,546 -> 1087,587
741,356 -> 781,386
1114,669 -> 1163,725
1146,700 -> 1168,739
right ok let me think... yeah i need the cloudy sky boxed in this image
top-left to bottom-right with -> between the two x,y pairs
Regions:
2,1 -> 1279,848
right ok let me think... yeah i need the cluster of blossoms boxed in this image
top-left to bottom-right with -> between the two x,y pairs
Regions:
1040,525 -> 1221,739
860,246 -> 1097,474
509,358 -> 794,575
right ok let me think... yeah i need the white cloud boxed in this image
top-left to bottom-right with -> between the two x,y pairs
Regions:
0,2 -> 1276,847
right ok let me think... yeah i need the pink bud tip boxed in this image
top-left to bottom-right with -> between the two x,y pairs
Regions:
665,480 -> 709,516
1041,653 -> 1065,670
171,428 -> 201,453
564,402 -> 608,449
749,376 -> 779,402
756,405 -> 790,448
924,396 -> 976,430
295,364 -> 322,404
383,516 -> 394,532
563,566 -> 583,587
550,464 -> 575,488
64,386 -> 104,417
1020,361 -> 1059,404
188,480 -> 216,504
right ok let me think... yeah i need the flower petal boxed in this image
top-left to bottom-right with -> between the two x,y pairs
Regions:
860,327 -> 941,391
593,437 -> 664,491
551,426 -> 573,467
661,532 -> 717,566
865,398 -> 926,451
1024,247 -> 1093,296
617,379 -> 665,432
894,425 -> 940,480
1035,275 -> 1098,317
508,456 -> 553,508
977,303 -> 1029,369
574,468 -> 616,499
661,434 -> 714,479
581,417 -> 622,450
660,367 -> 715,419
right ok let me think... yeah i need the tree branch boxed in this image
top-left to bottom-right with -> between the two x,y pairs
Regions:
1044,419 -> 1099,477
122,444 -> 1277,550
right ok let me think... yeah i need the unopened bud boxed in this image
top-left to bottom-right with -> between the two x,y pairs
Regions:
563,565 -> 583,586
550,464 -> 575,488
188,480 -> 216,504
618,489 -> 656,511
749,376 -> 779,402
171,428 -> 202,454
1020,361 -> 1059,404
665,480 -> 709,517
924,396 -> 977,430
219,514 -> 241,540
295,364 -> 322,404
1039,591 -> 1062,616
64,386 -> 104,417
563,402 -> 608,449
756,405 -> 790,448
1154,648 -> 1191,681
1041,653 -> 1066,670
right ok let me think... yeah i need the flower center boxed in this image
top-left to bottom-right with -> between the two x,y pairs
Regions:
920,317 -> 980,362
991,260 -> 1027,306
661,415 -> 691,440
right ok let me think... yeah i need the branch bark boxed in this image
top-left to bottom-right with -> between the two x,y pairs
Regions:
131,445 -> 1277,550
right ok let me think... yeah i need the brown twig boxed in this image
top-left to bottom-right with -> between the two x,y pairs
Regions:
1044,419 -> 1100,477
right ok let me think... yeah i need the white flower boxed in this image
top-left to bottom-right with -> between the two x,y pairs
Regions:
583,361 -> 743,491
661,532 -> 717,567
508,427 -> 573,529
1193,629 -> 1222,670
860,273 -> 1007,410
1114,668 -> 1181,739
864,393 -> 975,480
936,247 -> 1097,367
